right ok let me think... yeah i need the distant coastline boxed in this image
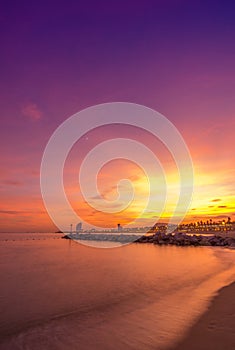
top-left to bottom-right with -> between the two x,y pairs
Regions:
62,218 -> 235,246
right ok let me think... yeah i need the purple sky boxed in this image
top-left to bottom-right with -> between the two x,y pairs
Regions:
1,0 -> 235,231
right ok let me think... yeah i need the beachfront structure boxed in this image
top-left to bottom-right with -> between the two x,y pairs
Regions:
76,222 -> 82,233
117,223 -> 123,232
177,218 -> 235,233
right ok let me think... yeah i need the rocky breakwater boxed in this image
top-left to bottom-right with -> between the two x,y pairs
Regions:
136,232 -> 235,247
62,233 -> 143,243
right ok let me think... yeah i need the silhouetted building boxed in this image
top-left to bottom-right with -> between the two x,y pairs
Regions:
76,222 -> 82,232
117,223 -> 123,232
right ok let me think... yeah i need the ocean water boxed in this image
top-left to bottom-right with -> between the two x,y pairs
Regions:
1,233 -> 235,350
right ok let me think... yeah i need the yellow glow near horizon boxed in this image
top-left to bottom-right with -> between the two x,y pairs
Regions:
61,155 -> 235,228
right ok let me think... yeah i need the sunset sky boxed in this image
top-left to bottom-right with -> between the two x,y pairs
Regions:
0,1 -> 235,232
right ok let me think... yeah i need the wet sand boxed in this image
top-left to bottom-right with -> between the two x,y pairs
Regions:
170,282 -> 235,350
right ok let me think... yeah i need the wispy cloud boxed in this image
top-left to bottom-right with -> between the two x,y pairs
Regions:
1,180 -> 23,186
21,102 -> 43,121
0,210 -> 26,215
0,210 -> 45,215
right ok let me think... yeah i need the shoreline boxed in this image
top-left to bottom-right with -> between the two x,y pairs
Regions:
169,281 -> 235,350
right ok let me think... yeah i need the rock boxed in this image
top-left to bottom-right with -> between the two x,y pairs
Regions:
158,240 -> 165,245
191,236 -> 200,245
199,237 -> 211,246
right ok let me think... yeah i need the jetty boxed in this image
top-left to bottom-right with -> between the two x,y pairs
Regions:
62,232 -> 143,243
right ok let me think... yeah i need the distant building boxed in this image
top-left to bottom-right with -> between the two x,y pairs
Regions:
117,223 -> 123,232
76,222 -> 82,232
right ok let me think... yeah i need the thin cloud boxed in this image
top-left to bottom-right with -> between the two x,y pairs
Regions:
0,210 -> 25,215
1,180 -> 23,186
214,215 -> 230,219
0,210 -> 45,215
211,198 -> 222,202
22,102 -> 42,121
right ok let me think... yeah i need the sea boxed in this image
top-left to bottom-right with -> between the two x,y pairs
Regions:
1,233 -> 235,350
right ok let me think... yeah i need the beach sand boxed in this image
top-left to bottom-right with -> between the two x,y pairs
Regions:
170,282 -> 235,350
